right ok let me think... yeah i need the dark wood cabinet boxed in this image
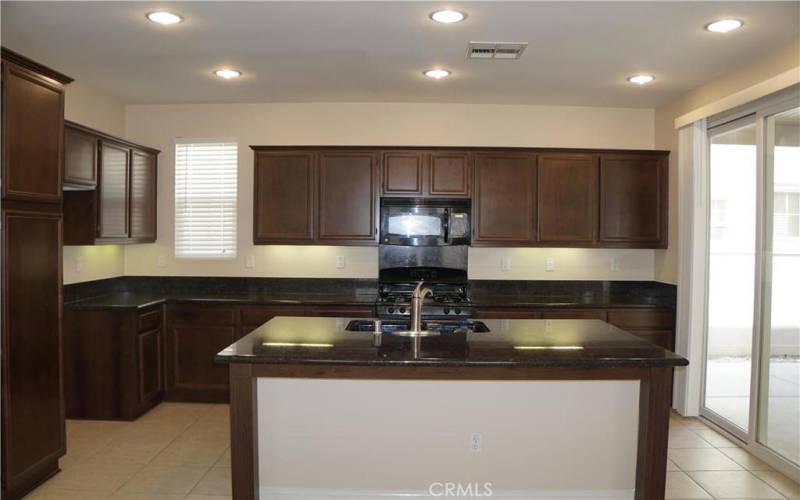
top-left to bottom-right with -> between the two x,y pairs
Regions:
429,152 -> 470,196
98,140 -> 130,239
166,304 -> 238,402
252,146 -> 668,249
64,126 -> 98,188
599,154 -> 668,248
1,49 -> 71,500
1,210 -> 64,498
308,305 -> 375,317
130,149 -> 157,242
472,152 -> 537,245
1,61 -> 65,204
253,152 -> 315,243
317,152 -> 378,243
63,122 -> 159,245
63,305 -> 164,420
382,151 -> 424,195
536,154 -> 597,245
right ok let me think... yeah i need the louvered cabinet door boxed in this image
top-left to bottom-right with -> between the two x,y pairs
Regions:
98,140 -> 130,239
130,149 -> 157,242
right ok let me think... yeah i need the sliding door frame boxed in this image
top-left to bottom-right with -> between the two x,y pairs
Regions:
700,92 -> 800,478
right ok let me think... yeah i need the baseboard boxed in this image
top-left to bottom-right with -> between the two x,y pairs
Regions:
258,487 -> 635,499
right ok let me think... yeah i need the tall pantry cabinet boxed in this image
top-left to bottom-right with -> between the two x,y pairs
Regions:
1,48 -> 72,499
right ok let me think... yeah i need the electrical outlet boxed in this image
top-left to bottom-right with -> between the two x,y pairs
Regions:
610,257 -> 620,272
470,432 -> 482,452
336,255 -> 346,269
500,257 -> 511,271
157,255 -> 167,268
545,257 -> 555,272
75,256 -> 84,274
245,255 -> 256,269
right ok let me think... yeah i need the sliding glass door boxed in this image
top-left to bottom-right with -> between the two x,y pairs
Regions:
704,116 -> 757,435
758,105 -> 800,467
702,96 -> 800,472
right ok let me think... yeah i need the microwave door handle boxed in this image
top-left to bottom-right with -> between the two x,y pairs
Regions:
443,209 -> 450,243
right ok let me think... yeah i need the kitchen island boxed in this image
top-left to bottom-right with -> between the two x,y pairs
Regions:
216,317 -> 687,500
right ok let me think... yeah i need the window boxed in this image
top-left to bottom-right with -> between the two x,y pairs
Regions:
710,199 -> 728,240
773,191 -> 800,238
174,140 -> 237,258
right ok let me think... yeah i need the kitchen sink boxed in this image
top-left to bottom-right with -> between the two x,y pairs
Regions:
345,319 -> 490,334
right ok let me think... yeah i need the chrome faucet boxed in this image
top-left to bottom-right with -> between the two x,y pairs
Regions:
409,280 -> 433,333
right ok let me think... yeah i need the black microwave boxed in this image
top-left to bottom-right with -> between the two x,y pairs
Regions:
380,198 -> 471,246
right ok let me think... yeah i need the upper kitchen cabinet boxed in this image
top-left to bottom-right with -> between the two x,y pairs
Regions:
253,151 -> 315,244
381,150 -> 471,197
536,153 -> 597,245
63,121 -> 159,245
252,148 -> 378,245
130,149 -> 158,242
1,50 -> 69,204
472,152 -> 537,246
598,153 -> 668,248
317,151 -> 378,243
64,126 -> 98,188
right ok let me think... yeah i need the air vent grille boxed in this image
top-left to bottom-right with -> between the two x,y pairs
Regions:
467,42 -> 528,60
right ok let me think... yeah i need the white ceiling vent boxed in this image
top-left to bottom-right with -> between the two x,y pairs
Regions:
467,42 -> 528,60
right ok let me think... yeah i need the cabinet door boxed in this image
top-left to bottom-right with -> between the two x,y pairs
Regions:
317,152 -> 378,243
169,326 -> 235,401
64,126 -> 98,188
130,149 -> 157,242
98,141 -> 130,239
2,210 -> 64,491
253,152 -> 315,243
429,152 -> 470,196
541,309 -> 607,320
1,62 -> 64,203
308,306 -> 375,318
137,329 -> 162,405
382,151 -> 423,195
537,154 -> 597,244
472,153 -> 536,245
474,309 -> 542,319
239,305 -> 307,336
599,154 -> 667,247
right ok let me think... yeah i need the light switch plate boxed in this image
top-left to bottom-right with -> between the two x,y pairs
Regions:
336,255 -> 346,269
610,257 -> 620,272
500,257 -> 511,271
75,256 -> 84,274
545,257 -> 555,272
157,255 -> 167,268
245,255 -> 256,268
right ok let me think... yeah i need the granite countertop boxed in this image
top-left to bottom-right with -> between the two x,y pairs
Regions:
469,293 -> 671,309
215,317 -> 688,369
65,291 -> 379,310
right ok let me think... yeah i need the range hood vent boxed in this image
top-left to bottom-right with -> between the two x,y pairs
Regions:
467,42 -> 528,60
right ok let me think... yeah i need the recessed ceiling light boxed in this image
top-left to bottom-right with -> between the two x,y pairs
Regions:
146,11 -> 183,25
214,69 -> 242,79
430,9 -> 466,24
627,74 -> 655,85
706,19 -> 743,33
424,69 -> 451,79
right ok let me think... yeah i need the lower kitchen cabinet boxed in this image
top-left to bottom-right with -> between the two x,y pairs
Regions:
63,305 -> 164,420
239,305 -> 307,337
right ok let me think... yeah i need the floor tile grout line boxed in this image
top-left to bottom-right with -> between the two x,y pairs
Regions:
97,404 -> 216,498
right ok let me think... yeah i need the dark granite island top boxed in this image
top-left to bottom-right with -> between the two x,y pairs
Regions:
218,316 -> 686,500
215,317 -> 687,369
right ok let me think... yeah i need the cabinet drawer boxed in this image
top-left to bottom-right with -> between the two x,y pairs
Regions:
607,309 -> 673,329
240,305 -> 306,327
541,309 -> 607,320
138,308 -> 162,332
169,304 -> 237,325
475,309 -> 542,319
309,306 -> 375,318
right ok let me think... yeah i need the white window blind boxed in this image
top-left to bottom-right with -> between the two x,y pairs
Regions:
175,139 -> 237,258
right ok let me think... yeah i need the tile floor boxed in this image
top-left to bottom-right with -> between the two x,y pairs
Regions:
22,403 -> 800,499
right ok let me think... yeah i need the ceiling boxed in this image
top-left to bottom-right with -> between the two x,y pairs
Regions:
2,1 -> 798,107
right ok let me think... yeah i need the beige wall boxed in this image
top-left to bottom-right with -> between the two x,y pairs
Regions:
123,102 -> 656,281
63,82 -> 128,284
654,39 -> 800,284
